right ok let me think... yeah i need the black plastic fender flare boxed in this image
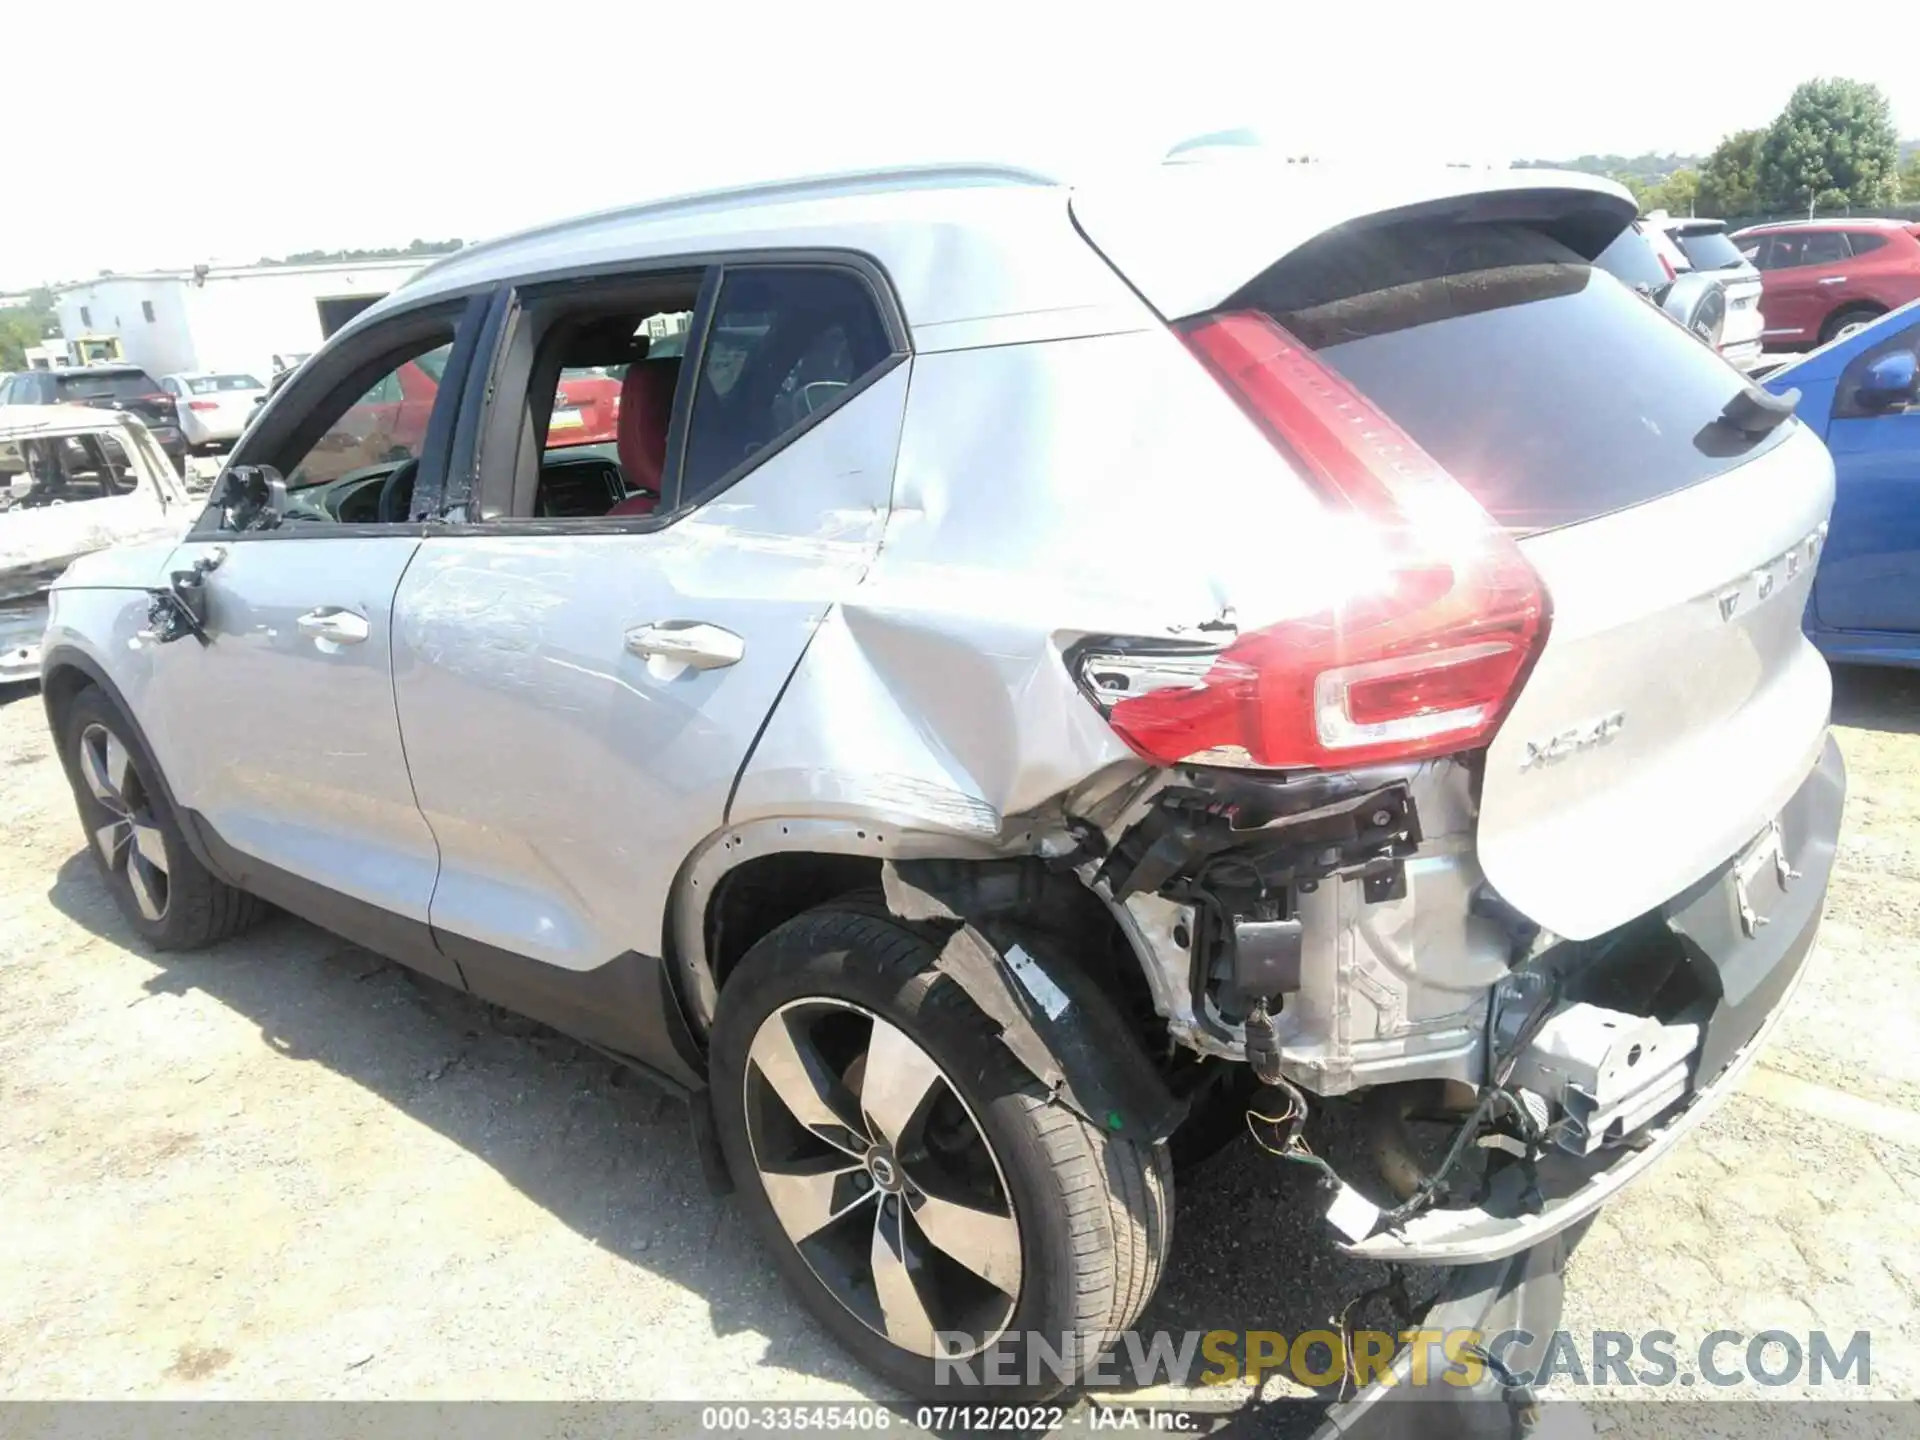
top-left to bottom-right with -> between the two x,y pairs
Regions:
882,860 -> 1187,1143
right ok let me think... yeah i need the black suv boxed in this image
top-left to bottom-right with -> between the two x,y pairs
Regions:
0,366 -> 187,472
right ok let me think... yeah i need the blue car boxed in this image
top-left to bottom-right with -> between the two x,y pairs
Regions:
1767,299 -> 1920,668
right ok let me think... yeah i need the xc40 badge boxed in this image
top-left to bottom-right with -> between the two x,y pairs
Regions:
1520,711 -> 1626,771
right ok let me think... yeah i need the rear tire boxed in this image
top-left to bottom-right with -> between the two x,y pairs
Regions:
1820,305 -> 1884,346
58,686 -> 265,950
710,905 -> 1173,1400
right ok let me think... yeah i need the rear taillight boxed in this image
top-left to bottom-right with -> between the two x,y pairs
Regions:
187,400 -> 218,411
1075,311 -> 1548,772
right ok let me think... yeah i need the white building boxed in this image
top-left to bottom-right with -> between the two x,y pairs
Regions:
51,258 -> 435,379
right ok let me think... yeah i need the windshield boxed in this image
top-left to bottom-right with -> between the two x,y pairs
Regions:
1235,220 -> 1793,532
187,374 -> 262,394
1675,229 -> 1748,271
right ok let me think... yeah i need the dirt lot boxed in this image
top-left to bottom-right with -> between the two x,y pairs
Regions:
2,668 -> 1918,1419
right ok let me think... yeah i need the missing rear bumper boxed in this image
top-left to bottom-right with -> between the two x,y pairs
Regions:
1337,731 -> 1843,1264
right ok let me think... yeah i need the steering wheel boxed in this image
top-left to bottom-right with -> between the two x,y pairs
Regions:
376,458 -> 420,524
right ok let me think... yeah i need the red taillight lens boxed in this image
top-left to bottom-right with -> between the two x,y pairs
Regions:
187,400 -> 218,411
1082,311 -> 1548,771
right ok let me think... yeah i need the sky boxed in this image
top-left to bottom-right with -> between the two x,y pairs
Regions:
5,0 -> 1918,290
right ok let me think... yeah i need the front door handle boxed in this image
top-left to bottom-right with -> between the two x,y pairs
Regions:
623,620 -> 744,670
296,606 -> 371,646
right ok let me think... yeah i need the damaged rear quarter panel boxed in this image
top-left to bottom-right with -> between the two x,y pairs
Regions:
716,329 -> 1515,1083
726,327 -> 1348,842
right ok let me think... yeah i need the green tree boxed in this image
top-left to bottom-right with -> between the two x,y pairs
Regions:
0,289 -> 57,370
1757,77 -> 1901,215
1697,129 -> 1763,216
1643,168 -> 1701,216
1900,150 -> 1920,202
1608,171 -> 1652,209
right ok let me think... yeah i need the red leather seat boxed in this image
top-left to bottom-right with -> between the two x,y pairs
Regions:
607,359 -> 680,516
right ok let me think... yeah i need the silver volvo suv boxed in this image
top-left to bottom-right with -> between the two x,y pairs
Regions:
40,158 -> 1843,1402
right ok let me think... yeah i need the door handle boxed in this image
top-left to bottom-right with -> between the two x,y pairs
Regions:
623,620 -> 744,670
1818,276 -> 1847,285
296,606 -> 371,645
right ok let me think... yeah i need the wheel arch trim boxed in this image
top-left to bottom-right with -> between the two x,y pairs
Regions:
668,816 -> 1015,1032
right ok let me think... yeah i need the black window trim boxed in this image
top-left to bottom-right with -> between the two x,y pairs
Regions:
189,289 -> 493,542
447,247 -> 910,538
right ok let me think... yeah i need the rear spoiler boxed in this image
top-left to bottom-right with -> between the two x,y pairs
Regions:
1070,164 -> 1637,321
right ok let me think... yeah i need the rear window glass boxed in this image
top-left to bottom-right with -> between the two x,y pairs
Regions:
1231,222 -> 1794,532
1846,232 -> 1888,256
1593,226 -> 1669,292
1674,228 -> 1746,271
187,374 -> 261,393
54,372 -> 155,401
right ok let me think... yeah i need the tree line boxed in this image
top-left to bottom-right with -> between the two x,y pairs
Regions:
1524,77 -> 1917,221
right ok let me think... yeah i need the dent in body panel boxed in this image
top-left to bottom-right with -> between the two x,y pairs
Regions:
709,331 -> 1511,1091
729,327 -> 1345,842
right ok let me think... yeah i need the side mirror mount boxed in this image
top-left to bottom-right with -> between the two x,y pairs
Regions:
1857,350 -> 1919,411
210,463 -> 288,532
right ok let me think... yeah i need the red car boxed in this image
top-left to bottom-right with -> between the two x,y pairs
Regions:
294,356 -> 620,487
1733,218 -> 1920,350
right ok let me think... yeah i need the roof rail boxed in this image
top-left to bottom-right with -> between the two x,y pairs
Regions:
403,162 -> 1062,288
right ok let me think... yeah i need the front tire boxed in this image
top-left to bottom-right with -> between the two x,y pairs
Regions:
58,686 -> 265,949
710,906 -> 1172,1400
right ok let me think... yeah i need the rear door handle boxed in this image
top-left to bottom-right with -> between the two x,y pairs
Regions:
1817,276 -> 1847,285
623,620 -> 744,670
296,606 -> 371,645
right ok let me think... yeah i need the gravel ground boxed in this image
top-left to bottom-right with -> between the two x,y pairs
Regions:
1,666 -> 1917,1426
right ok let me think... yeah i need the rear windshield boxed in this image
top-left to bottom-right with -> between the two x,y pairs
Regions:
187,374 -> 261,393
53,372 -> 156,402
1593,226 -> 1669,292
1230,221 -> 1792,532
1674,228 -> 1747,271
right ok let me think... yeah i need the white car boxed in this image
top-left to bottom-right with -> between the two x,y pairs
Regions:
1,404 -> 190,683
158,372 -> 267,449
1646,213 -> 1767,371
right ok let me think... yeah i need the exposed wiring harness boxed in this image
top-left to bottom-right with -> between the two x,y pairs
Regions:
1374,973 -> 1564,1229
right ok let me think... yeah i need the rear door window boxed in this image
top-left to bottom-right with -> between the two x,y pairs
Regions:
1229,221 -> 1796,532
1770,232 -> 1850,269
679,267 -> 896,505
1845,232 -> 1888,257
